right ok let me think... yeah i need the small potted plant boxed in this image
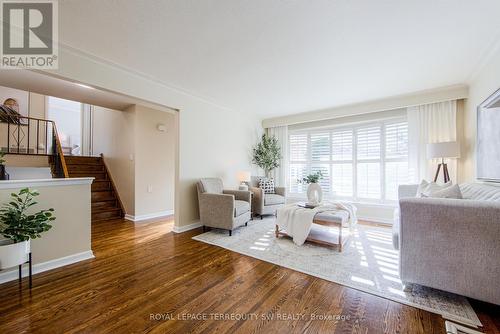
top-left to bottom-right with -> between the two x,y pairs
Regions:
0,151 -> 8,180
0,188 -> 55,283
298,171 -> 324,205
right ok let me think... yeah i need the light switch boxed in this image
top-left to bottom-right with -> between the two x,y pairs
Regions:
147,185 -> 153,193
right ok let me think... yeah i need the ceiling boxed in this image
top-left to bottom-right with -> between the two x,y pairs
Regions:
58,0 -> 500,118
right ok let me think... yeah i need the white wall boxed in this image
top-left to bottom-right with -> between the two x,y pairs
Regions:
43,46 -> 263,228
178,105 -> 262,226
462,45 -> 500,182
133,105 -> 176,218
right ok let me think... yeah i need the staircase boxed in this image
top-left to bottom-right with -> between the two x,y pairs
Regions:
51,155 -> 124,222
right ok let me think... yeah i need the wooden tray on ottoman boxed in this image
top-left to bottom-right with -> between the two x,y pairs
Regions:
275,217 -> 350,252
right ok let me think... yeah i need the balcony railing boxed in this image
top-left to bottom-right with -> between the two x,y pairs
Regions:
0,113 -> 69,178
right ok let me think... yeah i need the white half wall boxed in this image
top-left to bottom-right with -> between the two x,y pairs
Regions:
0,178 -> 94,282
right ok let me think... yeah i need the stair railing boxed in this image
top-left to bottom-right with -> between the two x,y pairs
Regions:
0,113 -> 69,178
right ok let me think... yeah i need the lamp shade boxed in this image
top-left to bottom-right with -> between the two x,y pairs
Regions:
426,141 -> 460,159
237,171 -> 251,183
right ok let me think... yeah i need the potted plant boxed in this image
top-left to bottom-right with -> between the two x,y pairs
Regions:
252,134 -> 282,178
298,171 -> 324,205
0,151 -> 8,180
0,188 -> 55,284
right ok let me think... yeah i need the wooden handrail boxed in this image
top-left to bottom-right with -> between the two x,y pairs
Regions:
1,113 -> 58,123
51,122 -> 69,178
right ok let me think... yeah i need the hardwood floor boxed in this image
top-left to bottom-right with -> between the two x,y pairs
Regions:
0,218 -> 496,333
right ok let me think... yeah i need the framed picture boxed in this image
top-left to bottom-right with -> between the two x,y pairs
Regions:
477,87 -> 500,181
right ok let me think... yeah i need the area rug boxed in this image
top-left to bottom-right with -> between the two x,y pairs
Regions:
193,218 -> 481,327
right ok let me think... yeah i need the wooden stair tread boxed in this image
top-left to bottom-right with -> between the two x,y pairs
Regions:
92,207 -> 121,213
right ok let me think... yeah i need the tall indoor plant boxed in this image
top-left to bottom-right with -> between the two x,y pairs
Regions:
0,188 -> 55,275
252,134 -> 282,178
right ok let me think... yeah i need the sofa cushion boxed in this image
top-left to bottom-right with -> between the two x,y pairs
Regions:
264,194 -> 285,206
460,182 -> 500,202
234,200 -> 250,217
259,179 -> 275,194
422,184 -> 463,199
416,180 -> 452,197
199,178 -> 223,194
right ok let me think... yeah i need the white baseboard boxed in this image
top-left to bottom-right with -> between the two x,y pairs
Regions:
124,210 -> 174,222
0,250 -> 95,284
173,221 -> 202,233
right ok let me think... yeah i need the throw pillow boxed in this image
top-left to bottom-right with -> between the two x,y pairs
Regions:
259,179 -> 275,194
416,180 -> 452,197
421,184 -> 463,199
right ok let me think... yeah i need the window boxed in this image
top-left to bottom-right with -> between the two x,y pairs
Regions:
288,120 -> 408,202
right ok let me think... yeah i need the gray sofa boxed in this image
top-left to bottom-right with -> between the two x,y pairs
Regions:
249,176 -> 286,218
197,178 -> 251,236
394,182 -> 500,305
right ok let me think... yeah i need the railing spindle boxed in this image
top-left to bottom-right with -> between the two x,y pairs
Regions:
45,121 -> 48,155
7,121 -> 10,153
36,119 -> 39,154
17,122 -> 20,153
27,118 -> 30,154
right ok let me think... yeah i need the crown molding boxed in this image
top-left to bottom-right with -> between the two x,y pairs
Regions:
262,84 -> 469,128
43,42 -> 235,113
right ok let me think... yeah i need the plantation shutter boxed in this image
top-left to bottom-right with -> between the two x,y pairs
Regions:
331,130 -> 353,161
331,130 -> 353,196
289,133 -> 308,161
385,122 -> 409,200
357,126 -> 381,160
385,122 -> 408,159
357,126 -> 381,198
289,133 -> 308,193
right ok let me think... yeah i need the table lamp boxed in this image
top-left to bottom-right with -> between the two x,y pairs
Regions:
426,141 -> 460,183
237,171 -> 251,190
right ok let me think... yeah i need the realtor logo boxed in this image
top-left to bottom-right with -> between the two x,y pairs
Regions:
1,0 -> 58,68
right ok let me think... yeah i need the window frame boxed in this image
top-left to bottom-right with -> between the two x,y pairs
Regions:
288,117 -> 408,204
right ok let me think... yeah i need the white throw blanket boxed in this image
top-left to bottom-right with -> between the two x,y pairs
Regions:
276,202 -> 357,246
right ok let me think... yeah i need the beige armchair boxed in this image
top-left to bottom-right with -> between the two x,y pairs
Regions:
250,176 -> 286,219
197,178 -> 251,236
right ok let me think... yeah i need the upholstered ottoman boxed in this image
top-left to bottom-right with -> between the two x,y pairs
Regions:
275,209 -> 351,251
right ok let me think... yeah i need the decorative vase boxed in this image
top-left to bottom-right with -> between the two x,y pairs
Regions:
0,239 -> 30,270
307,182 -> 323,205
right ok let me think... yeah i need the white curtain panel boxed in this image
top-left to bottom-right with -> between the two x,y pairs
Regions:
407,100 -> 457,183
267,126 -> 288,187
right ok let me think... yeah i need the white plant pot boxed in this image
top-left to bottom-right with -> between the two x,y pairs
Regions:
0,239 -> 30,270
307,183 -> 323,205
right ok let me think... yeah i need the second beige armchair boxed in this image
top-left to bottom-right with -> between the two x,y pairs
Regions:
250,176 -> 286,219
